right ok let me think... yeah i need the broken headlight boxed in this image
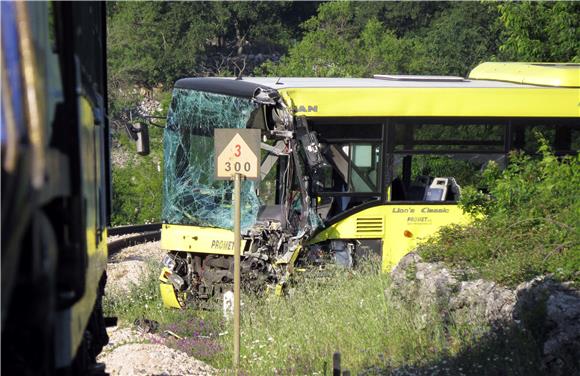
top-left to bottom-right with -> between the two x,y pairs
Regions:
162,254 -> 176,271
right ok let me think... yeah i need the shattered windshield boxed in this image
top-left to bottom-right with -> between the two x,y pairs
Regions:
162,88 -> 260,231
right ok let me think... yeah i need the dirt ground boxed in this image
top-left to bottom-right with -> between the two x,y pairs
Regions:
100,240 -> 216,375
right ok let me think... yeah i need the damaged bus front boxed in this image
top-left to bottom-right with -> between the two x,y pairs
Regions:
159,79 -> 321,308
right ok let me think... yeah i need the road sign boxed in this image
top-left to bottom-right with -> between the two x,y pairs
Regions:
215,129 -> 261,181
214,128 -> 261,370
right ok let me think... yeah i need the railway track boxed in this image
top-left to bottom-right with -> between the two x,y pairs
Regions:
107,223 -> 162,257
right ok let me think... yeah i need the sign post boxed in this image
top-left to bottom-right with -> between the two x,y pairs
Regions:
233,172 -> 241,369
214,128 -> 260,370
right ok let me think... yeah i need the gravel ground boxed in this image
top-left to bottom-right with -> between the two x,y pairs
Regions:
106,240 -> 165,294
103,240 -> 216,375
108,239 -> 166,263
99,326 -> 216,376
100,343 -> 215,376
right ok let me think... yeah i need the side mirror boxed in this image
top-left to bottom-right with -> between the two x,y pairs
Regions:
124,121 -> 150,156
134,122 -> 150,156
124,113 -> 165,156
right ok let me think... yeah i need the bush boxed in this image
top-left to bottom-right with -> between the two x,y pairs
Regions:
111,156 -> 163,225
418,141 -> 580,287
111,119 -> 164,226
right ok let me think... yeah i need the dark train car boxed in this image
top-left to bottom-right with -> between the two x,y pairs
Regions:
2,2 -> 111,374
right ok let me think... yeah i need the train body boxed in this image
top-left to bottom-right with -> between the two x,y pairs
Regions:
1,2 -> 110,374
159,63 -> 579,308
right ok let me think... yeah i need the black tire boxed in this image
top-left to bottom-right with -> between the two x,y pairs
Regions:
1,212 -> 58,376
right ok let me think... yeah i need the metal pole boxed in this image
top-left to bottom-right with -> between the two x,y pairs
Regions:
333,352 -> 341,376
233,173 -> 241,370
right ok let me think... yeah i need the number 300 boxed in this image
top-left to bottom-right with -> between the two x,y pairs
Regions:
225,161 -> 251,172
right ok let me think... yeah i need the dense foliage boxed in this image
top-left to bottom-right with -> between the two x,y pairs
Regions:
498,2 -> 580,62
260,2 -> 501,77
110,125 -> 164,226
107,2 -> 317,89
418,142 -> 580,286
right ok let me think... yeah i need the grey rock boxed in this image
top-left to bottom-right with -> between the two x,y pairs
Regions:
451,279 -> 516,324
390,252 -> 459,312
512,277 -> 580,375
391,251 -> 422,281
390,252 -> 580,375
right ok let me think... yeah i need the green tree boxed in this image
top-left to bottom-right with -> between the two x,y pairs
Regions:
107,1 -> 318,87
412,2 -> 500,76
497,2 -> 580,62
261,2 -> 500,77
260,2 -> 423,77
107,2 -> 210,88
111,127 -> 164,226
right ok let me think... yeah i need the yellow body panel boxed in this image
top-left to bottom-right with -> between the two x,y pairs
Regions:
161,223 -> 247,255
160,280 -> 182,309
279,87 -> 579,118
70,97 -> 108,358
469,62 -> 580,88
308,204 -> 471,271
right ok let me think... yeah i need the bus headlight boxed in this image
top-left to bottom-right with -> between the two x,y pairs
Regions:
162,254 -> 176,271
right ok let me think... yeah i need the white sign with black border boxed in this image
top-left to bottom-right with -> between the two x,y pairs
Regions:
214,129 -> 261,181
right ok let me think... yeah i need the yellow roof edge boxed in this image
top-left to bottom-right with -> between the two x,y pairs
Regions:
277,87 -> 579,118
468,62 -> 580,88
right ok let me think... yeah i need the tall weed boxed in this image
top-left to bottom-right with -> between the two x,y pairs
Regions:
213,264 -> 490,374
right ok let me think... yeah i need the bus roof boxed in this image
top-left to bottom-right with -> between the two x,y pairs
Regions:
469,62 -> 580,88
175,75 -> 561,91
174,63 -> 580,118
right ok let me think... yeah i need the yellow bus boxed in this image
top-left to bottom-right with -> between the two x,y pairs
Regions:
158,62 -> 579,308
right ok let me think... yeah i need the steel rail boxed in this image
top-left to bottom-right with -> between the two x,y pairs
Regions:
108,223 -> 161,236
107,223 -> 162,257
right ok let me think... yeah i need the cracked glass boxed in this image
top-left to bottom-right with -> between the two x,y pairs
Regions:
162,88 -> 260,231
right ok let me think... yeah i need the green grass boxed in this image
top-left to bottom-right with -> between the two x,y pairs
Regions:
228,265 -> 450,374
104,261 -> 541,375
103,262 -> 228,361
